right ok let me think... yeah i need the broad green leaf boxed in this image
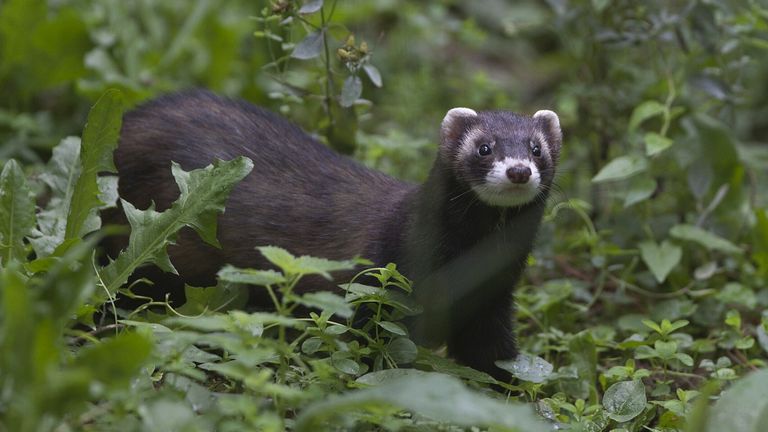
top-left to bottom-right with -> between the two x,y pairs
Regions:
603,380 -> 647,422
387,337 -> 418,364
0,159 -> 35,264
377,320 -> 407,336
297,291 -> 354,318
496,353 -> 553,383
217,265 -> 286,286
65,88 -> 124,240
415,349 -> 498,384
705,369 -> 768,432
340,75 -> 362,107
356,368 -> 433,385
639,240 -> 682,283
331,352 -> 361,375
73,332 -> 153,390
628,100 -> 665,132
644,132 -> 673,156
294,373 -> 548,431
624,177 -> 656,208
100,157 -> 253,294
592,155 -> 648,183
670,224 -> 742,254
291,30 -> 324,59
298,0 -> 323,14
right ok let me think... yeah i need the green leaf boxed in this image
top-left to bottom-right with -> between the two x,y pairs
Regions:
644,132 -> 674,156
331,352 -> 361,375
705,369 -> 768,432
629,100 -> 665,132
294,373 -> 548,431
73,332 -> 153,390
217,265 -> 286,286
623,177 -> 656,208
377,320 -> 407,336
100,157 -> 253,294
340,75 -> 362,108
291,30 -> 324,59
670,224 -> 742,255
257,246 -> 358,278
387,337 -> 418,364
592,155 -> 648,183
29,137 -> 81,257
639,240 -> 682,283
496,353 -> 553,383
297,291 -> 354,318
602,380 -> 647,423
0,159 -> 35,264
65,89 -> 124,240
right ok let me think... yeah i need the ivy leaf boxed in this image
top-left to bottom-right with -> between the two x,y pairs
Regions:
100,157 -> 253,294
65,88 -> 124,240
340,75 -> 362,107
592,155 -> 648,183
670,224 -> 742,255
639,240 -> 682,283
292,30 -> 324,59
603,380 -> 647,423
0,159 -> 35,264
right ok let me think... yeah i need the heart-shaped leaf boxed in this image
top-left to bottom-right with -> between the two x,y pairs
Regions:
639,240 -> 682,283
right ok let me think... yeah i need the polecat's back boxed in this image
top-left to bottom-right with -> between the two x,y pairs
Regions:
114,90 -> 413,288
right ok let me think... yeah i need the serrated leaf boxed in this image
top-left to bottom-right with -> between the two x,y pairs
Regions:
670,224 -> 742,254
644,132 -> 673,156
65,88 -> 124,240
258,246 -> 358,278
592,155 -> 648,183
298,0 -> 323,14
340,75 -> 362,107
602,380 -> 647,423
295,373 -> 548,431
217,265 -> 286,286
100,157 -> 253,294
28,137 -> 81,256
639,240 -> 682,283
297,291 -> 354,318
363,64 -> 382,87
0,159 -> 35,264
291,30 -> 324,59
629,100 -> 665,132
496,353 -> 554,383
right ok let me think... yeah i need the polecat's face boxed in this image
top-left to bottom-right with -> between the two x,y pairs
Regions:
440,108 -> 562,207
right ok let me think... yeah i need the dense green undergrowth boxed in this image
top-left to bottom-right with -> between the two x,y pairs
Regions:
1,0 -> 768,431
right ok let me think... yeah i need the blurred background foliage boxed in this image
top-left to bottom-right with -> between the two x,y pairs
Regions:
1,0 -> 768,429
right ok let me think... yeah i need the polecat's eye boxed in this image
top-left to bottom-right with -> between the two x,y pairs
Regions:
478,144 -> 492,156
530,141 -> 542,157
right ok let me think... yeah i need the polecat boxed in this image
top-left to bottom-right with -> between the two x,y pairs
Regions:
112,90 -> 562,379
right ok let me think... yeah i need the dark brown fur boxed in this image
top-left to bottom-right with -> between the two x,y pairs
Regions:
109,90 -> 561,380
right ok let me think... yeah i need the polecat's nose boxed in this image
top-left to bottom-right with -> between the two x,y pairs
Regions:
506,165 -> 531,184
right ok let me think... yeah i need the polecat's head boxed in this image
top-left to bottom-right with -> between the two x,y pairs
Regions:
439,107 -> 562,207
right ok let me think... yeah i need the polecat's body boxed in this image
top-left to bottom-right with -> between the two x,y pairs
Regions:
113,90 -> 562,379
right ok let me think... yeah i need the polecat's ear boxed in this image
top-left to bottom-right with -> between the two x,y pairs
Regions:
441,107 -> 478,143
533,110 -> 562,143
